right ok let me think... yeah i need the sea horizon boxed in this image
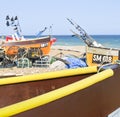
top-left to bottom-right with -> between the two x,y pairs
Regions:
51,35 -> 120,49
0,35 -> 120,49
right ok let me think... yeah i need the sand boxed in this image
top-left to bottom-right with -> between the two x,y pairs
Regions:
50,45 -> 85,57
0,45 -> 86,77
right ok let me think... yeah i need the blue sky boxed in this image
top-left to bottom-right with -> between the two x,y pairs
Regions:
0,0 -> 120,35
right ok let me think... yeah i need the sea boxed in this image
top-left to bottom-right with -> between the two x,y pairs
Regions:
50,35 -> 120,49
1,35 -> 120,49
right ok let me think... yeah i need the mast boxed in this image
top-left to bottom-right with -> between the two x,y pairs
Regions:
67,18 -> 103,47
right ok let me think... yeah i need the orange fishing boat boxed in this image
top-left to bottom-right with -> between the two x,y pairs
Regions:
86,46 -> 120,66
1,15 -> 56,58
2,36 -> 56,57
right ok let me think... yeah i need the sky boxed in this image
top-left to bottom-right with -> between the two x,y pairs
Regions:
0,0 -> 120,35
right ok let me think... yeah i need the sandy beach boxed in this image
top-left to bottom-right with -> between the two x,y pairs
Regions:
0,45 -> 86,77
50,45 -> 86,57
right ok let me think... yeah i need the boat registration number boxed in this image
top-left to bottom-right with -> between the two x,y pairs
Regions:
92,54 -> 113,64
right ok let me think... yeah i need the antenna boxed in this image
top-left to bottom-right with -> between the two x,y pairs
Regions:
49,24 -> 53,36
